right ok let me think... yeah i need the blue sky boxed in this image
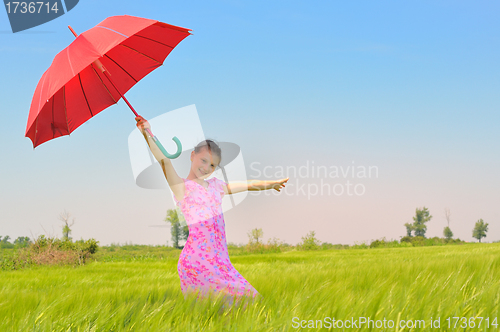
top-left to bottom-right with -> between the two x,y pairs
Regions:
1,0 -> 499,246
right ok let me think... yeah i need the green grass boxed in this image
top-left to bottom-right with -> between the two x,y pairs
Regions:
0,243 -> 499,331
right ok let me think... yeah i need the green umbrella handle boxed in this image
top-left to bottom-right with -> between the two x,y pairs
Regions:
152,135 -> 182,159
138,119 -> 182,159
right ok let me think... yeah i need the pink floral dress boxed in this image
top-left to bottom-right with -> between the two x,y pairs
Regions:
174,177 -> 260,303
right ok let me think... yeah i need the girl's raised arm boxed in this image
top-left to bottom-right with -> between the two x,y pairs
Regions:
223,178 -> 289,195
135,116 -> 185,201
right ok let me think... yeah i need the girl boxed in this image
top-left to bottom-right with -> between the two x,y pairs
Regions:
135,116 -> 289,307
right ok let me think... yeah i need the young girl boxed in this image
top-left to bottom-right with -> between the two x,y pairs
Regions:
135,116 -> 289,306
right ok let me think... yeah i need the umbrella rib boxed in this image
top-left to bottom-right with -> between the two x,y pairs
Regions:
134,34 -> 175,50
34,113 -> 38,148
63,86 -> 70,136
118,44 -> 162,65
78,73 -> 94,117
104,54 -> 138,83
51,95 -> 63,138
37,72 -> 47,119
46,86 -> 65,139
33,71 -> 48,147
51,97 -> 54,138
90,64 -> 118,104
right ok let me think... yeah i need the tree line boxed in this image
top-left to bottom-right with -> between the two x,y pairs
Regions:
404,207 -> 489,242
165,206 -> 492,250
1,207 -> 491,253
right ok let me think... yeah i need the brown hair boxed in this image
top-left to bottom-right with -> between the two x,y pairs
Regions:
194,139 -> 222,167
194,139 -> 232,195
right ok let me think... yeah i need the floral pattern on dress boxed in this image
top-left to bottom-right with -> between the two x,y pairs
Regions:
174,177 -> 259,303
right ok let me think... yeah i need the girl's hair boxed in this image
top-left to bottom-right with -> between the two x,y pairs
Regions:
194,139 -> 222,166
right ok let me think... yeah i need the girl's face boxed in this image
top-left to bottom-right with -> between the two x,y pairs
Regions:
191,147 -> 221,179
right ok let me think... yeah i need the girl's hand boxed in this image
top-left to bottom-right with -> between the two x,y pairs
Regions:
273,177 -> 289,192
135,116 -> 151,133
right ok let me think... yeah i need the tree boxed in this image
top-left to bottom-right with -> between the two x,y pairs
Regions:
177,207 -> 189,244
404,222 -> 415,237
180,223 -> 189,246
0,235 -> 14,249
165,209 -> 188,249
443,227 -> 453,240
14,236 -> 31,248
165,209 -> 180,248
413,207 -> 432,238
298,231 -> 321,250
247,228 -> 263,244
472,219 -> 488,243
59,209 -> 75,241
443,207 -> 453,240
444,208 -> 451,227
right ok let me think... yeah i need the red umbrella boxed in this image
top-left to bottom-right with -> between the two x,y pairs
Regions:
25,15 -> 191,156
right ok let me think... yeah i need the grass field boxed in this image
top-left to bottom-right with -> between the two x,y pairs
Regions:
0,243 -> 499,331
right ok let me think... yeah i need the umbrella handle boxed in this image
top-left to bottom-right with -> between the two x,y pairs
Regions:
151,134 -> 182,159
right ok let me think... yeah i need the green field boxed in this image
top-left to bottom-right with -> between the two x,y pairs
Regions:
1,243 -> 499,331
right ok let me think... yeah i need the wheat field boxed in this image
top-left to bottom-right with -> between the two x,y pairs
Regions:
0,243 -> 499,331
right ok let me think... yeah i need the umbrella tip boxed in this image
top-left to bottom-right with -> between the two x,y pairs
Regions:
68,25 -> 78,38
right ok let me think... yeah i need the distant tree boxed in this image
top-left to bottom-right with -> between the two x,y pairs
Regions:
298,231 -> 321,250
413,207 -> 432,238
404,223 -> 415,237
444,208 -> 451,227
0,235 -> 14,249
443,207 -> 453,240
247,228 -> 264,244
165,209 -> 188,249
59,209 -> 75,241
180,224 -> 189,245
176,206 -> 186,226
179,208 -> 189,244
443,227 -> 453,240
165,209 -> 180,248
472,219 -> 488,243
14,236 -> 32,248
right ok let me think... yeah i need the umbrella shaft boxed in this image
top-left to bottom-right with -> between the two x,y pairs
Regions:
99,70 -> 139,117
101,70 -> 155,138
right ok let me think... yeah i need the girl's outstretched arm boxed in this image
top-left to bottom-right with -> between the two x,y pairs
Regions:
223,177 -> 289,195
135,116 -> 185,201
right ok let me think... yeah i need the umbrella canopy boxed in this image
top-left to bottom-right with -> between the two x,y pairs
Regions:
26,15 -> 191,148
